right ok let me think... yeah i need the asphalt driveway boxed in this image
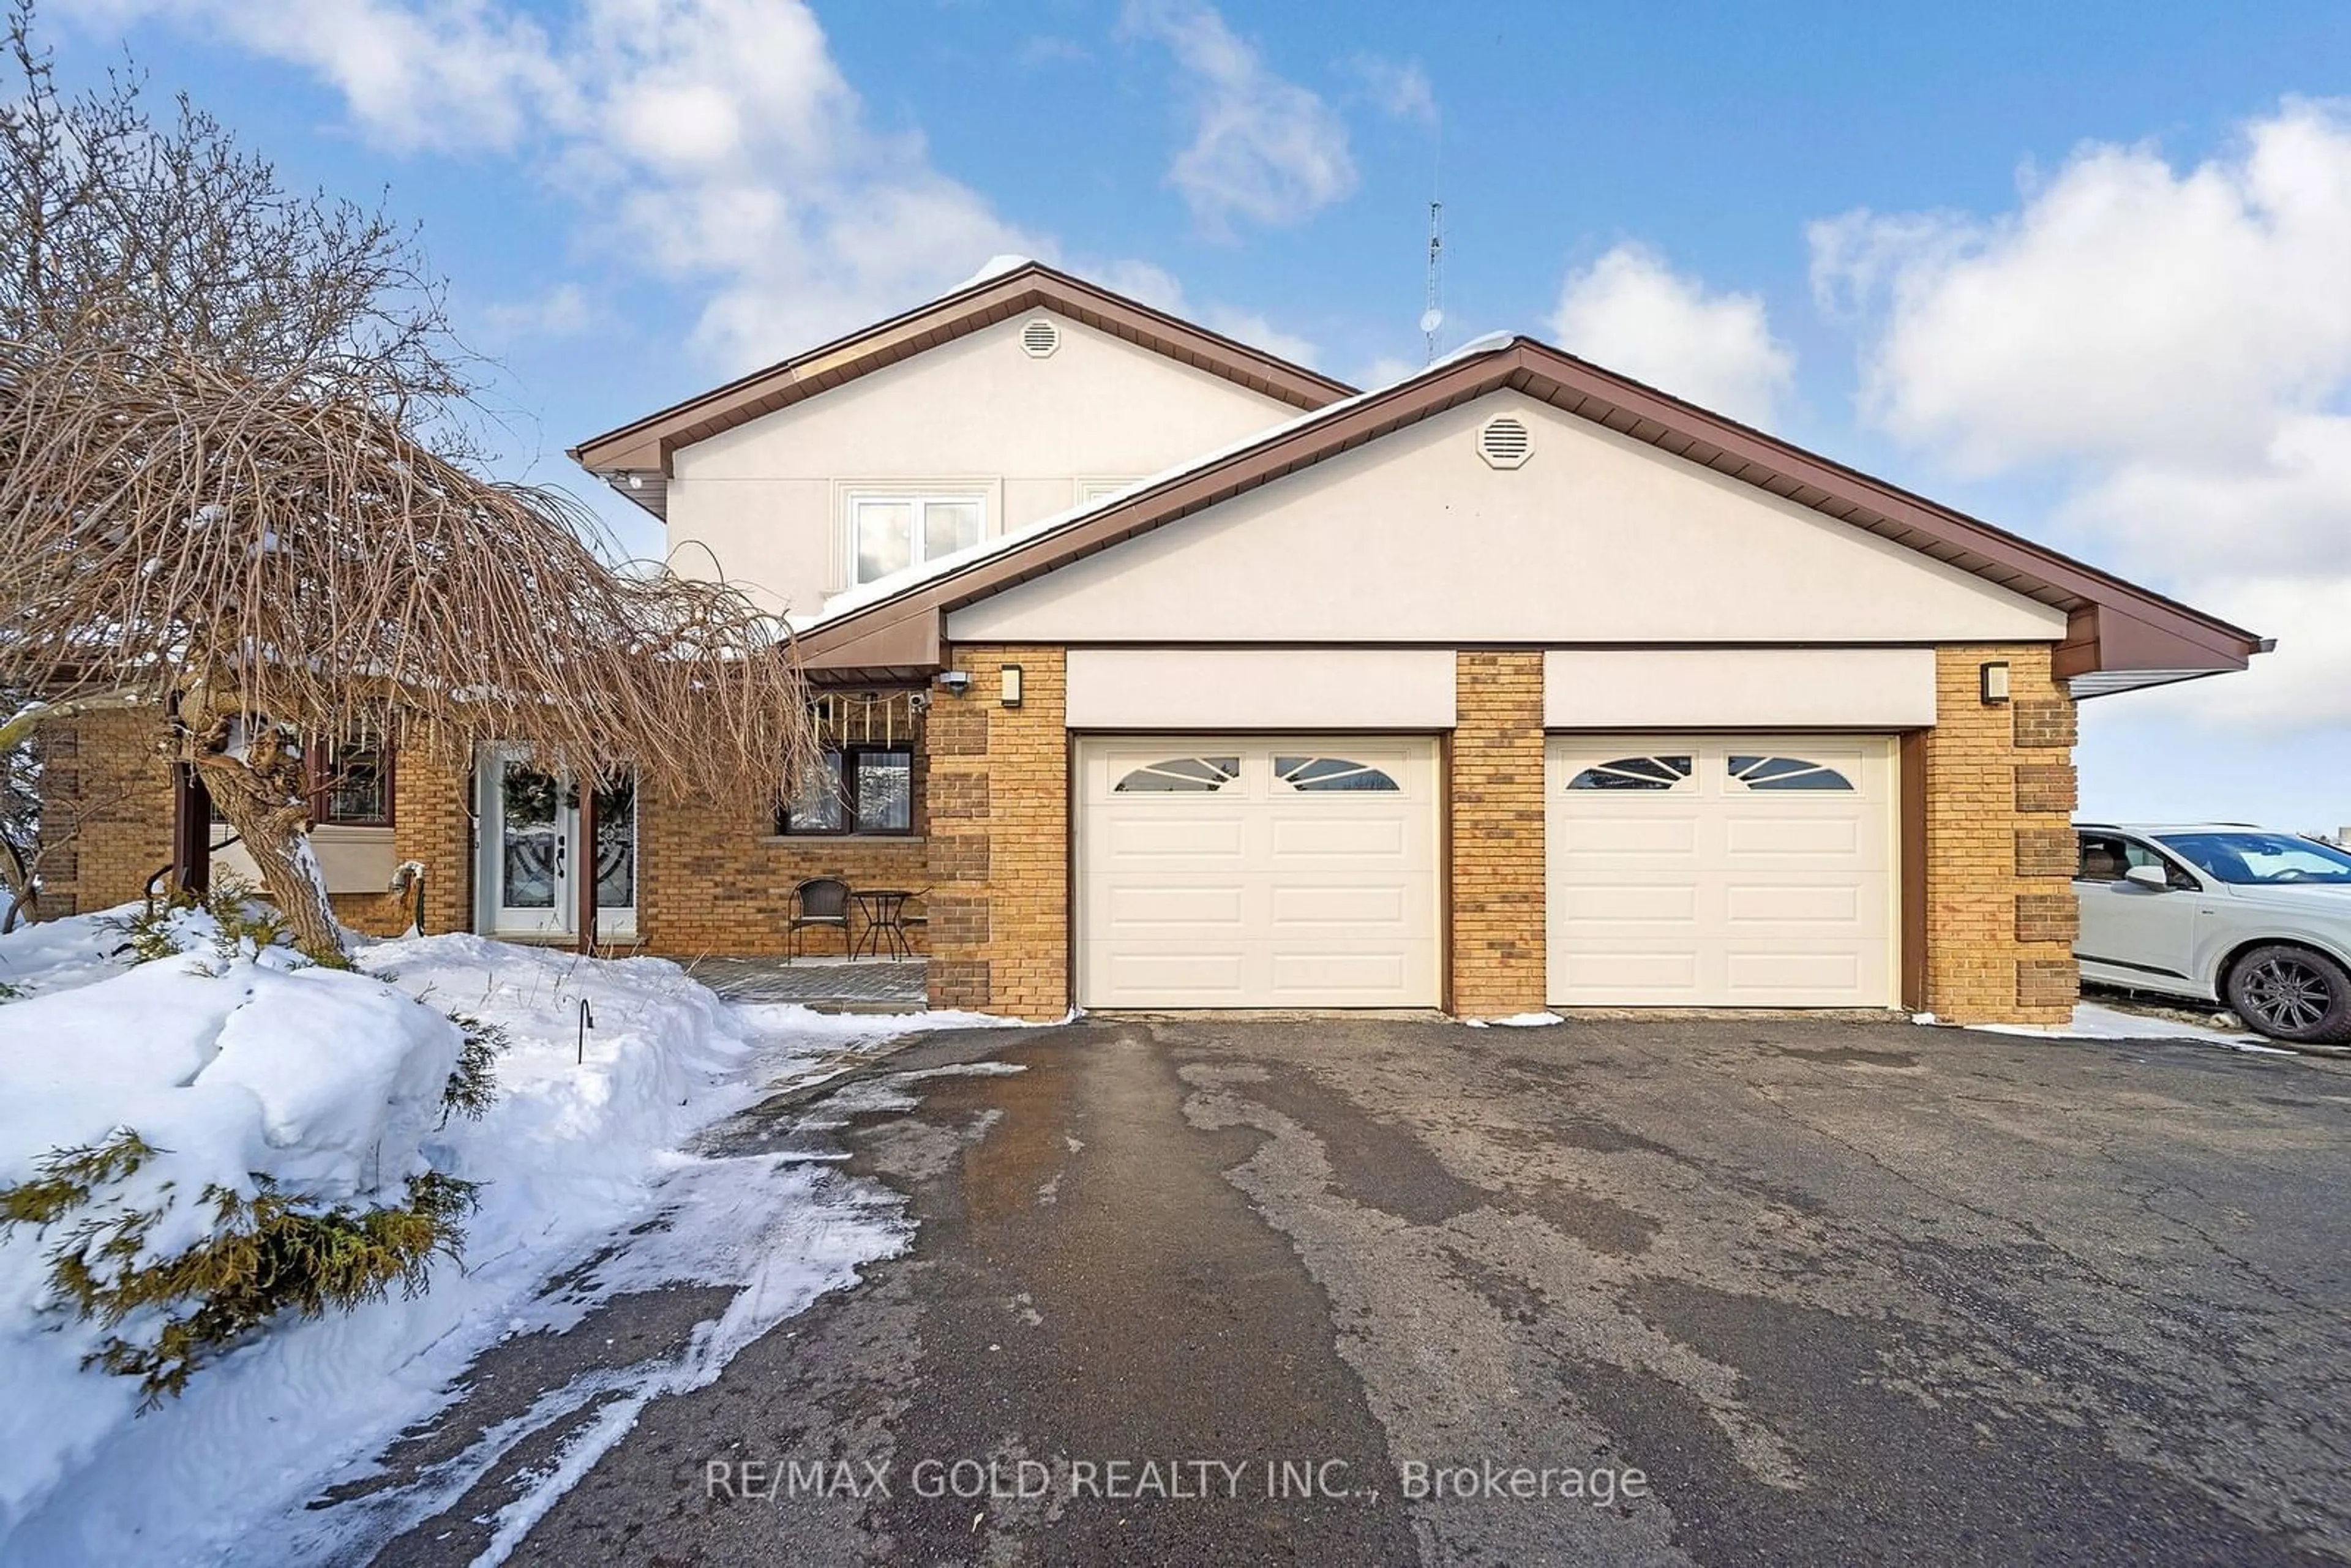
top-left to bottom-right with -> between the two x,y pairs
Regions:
370,1015 -> 2351,1566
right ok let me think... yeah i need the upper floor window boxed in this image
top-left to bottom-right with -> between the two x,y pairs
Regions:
849,493 -> 984,585
1077,478 -> 1141,506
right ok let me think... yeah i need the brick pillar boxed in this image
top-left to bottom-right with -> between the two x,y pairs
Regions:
1450,650 -> 1547,1016
1922,645 -> 2078,1025
391,732 -> 476,936
925,647 -> 1067,1020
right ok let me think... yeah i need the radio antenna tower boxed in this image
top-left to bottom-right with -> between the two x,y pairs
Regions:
1420,200 -> 1444,364
1419,122 -> 1445,364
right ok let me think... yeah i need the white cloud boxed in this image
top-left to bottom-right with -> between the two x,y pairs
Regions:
1122,0 -> 1356,233
481,282 -> 598,340
2117,573 -> 2351,732
1812,101 -> 2351,474
1017,35 -> 1093,69
74,0 -> 569,154
1199,307 -> 1318,367
86,0 -> 1045,371
81,0 -> 1322,384
1813,101 -> 2351,735
1081,262 -> 1321,367
1547,244 -> 1794,429
1342,53 -> 1437,127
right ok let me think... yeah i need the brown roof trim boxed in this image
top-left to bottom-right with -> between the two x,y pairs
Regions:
566,262 -> 1355,520
791,337 -> 2266,692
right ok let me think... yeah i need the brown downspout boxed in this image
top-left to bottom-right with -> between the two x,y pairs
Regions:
575,779 -> 599,956
165,688 -> 212,897
170,763 -> 212,898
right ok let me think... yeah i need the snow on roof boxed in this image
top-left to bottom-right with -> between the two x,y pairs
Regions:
954,253 -> 1040,290
787,333 -> 1522,634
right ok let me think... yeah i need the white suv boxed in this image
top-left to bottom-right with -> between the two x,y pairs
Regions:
2073,824 -> 2351,1044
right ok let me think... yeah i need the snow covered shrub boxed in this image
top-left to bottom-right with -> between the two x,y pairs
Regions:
438,1015 -> 506,1124
106,876 -> 294,967
0,950 -> 478,1407
2,1133 -> 479,1404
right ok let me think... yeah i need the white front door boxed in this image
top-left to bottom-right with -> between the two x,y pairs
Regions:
478,751 -> 637,939
1547,736 -> 1898,1007
1077,737 -> 1441,1008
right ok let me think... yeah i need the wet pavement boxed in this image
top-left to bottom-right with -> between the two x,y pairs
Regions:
360,1016 -> 2351,1566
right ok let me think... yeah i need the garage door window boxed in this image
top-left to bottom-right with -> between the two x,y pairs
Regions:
1273,756 -> 1400,792
1565,755 -> 1693,791
1728,755 -> 1853,791
1113,756 -> 1240,792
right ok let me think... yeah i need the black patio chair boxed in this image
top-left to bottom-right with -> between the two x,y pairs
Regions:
896,885 -> 933,950
787,877 -> 852,962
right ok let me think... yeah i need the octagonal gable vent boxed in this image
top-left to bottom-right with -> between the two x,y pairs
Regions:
1019,317 -> 1061,358
1477,413 -> 1533,469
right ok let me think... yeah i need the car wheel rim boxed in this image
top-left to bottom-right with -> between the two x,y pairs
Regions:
2242,957 -> 2331,1033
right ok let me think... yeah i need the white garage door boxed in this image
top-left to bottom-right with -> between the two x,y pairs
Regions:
1547,736 -> 1897,1007
1078,738 -> 1441,1008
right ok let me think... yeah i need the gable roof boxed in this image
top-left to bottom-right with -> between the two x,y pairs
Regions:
568,261 -> 1355,522
789,334 -> 2268,698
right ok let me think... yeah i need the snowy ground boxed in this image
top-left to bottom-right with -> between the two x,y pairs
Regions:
1937,996 -> 2297,1055
0,909 -> 1016,1566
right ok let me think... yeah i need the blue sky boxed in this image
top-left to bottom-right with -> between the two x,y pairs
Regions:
48,0 -> 2351,831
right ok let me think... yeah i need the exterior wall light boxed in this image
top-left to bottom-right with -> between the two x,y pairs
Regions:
1980,661 -> 2011,705
1000,663 -> 1024,708
936,670 -> 972,696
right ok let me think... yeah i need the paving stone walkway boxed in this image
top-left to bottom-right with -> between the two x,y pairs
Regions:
691,956 -> 926,1010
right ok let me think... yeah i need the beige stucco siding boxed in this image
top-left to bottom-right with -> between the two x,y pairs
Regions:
666,313 -> 1300,616
1545,648 -> 1938,728
947,394 -> 2072,646
1065,648 -> 1457,729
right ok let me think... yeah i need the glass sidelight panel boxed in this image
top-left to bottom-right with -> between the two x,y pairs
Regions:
500,760 -> 562,909
594,773 -> 637,910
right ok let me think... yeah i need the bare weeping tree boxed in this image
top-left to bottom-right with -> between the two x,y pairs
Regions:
0,4 -> 817,959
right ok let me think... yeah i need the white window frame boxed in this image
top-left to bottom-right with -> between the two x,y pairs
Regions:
841,487 -> 991,587
1075,476 -> 1142,507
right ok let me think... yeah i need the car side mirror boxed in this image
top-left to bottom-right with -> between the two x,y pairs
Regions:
2123,865 -> 2170,891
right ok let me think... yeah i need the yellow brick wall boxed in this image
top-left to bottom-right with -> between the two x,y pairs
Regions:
334,730 -> 475,937
924,646 -> 1068,1019
1921,644 -> 2079,1024
636,779 -> 932,960
33,708 -> 176,915
1450,651 -> 1548,1015
40,641 -> 2079,1030
39,712 -> 478,934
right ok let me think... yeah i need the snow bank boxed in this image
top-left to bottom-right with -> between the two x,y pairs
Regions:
1962,1000 -> 2292,1053
0,908 -> 134,999
0,913 -> 962,1564
0,936 -> 465,1534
